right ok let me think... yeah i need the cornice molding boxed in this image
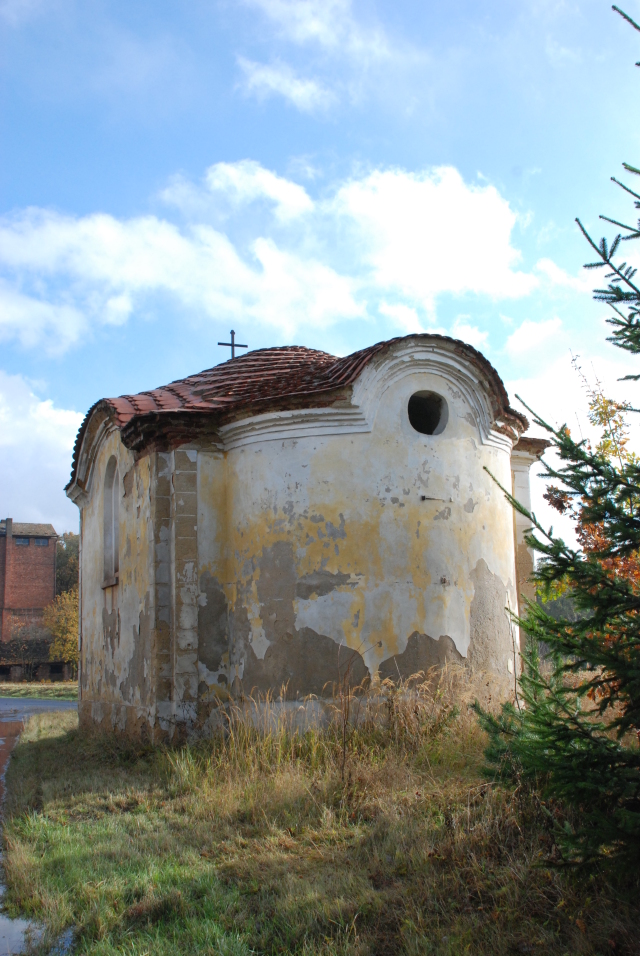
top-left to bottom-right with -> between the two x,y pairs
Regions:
66,339 -> 528,505
219,404 -> 369,449
220,339 -> 520,453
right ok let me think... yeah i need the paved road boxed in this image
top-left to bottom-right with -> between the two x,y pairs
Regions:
0,698 -> 77,722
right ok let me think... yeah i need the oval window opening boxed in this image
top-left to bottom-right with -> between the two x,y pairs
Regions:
408,391 -> 448,435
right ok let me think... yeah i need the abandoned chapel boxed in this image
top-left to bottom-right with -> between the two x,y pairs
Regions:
66,333 -> 546,739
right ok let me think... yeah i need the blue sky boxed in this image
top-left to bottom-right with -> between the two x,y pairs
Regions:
2,0 -> 640,532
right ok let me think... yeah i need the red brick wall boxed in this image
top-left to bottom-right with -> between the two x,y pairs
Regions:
0,532 -> 56,642
0,536 -> 5,641
0,535 -> 5,608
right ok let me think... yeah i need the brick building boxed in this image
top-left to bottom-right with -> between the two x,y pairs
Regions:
0,519 -> 60,680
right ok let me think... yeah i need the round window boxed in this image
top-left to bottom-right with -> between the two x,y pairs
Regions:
408,391 -> 448,435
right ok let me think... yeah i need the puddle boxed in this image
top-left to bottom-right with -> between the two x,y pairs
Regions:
0,699 -> 77,955
0,917 -> 42,956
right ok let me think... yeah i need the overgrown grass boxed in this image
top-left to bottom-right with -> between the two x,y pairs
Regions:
3,672 -> 639,955
0,682 -> 77,700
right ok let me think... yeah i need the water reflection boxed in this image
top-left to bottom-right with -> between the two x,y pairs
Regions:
0,699 -> 77,955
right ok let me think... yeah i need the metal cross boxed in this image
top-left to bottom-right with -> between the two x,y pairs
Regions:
218,329 -> 248,360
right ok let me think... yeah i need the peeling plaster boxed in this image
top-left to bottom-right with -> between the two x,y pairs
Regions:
74,341 -> 540,738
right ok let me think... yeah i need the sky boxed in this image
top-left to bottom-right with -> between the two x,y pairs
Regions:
2,0 -> 640,536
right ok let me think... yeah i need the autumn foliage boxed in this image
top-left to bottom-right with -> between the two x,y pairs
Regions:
43,587 -> 79,676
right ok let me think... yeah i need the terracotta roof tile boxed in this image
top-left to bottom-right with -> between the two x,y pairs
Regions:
67,334 -> 528,492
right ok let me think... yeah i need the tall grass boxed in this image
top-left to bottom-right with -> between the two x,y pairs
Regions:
2,669 -> 639,955
168,665 -> 468,790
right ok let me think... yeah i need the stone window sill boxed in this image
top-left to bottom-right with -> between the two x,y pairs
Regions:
101,575 -> 119,589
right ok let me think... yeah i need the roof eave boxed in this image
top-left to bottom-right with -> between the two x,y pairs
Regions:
65,400 -> 120,505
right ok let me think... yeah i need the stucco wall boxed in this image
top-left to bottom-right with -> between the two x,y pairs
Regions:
196,364 -> 519,707
74,340 -> 529,738
79,431 -> 156,735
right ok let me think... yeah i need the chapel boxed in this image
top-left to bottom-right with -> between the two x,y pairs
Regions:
66,333 -> 546,739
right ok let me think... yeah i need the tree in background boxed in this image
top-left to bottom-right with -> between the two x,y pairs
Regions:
476,6 -> 640,866
56,532 -> 79,596
44,588 -> 78,677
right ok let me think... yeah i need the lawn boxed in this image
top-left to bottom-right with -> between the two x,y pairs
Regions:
0,682 -> 78,700
2,676 -> 638,955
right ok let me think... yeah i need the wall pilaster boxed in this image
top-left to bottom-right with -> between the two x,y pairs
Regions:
171,449 -> 200,727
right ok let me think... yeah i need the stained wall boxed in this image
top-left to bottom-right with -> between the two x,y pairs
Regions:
196,362 -> 519,711
78,430 -> 156,735
75,342 -> 537,738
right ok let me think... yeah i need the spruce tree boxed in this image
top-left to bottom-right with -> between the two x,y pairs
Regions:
476,6 -> 640,865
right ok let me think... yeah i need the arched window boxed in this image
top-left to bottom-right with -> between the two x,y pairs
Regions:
103,456 -> 120,584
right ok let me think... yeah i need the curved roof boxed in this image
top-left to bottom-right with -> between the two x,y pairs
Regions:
66,334 -> 528,492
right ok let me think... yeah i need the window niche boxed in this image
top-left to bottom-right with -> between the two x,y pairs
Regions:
408,391 -> 448,435
103,456 -> 120,587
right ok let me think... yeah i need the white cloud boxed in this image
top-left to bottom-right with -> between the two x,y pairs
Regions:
243,0 -> 391,61
0,202 -> 363,346
102,292 -> 133,326
249,237 -> 364,333
162,160 -> 315,220
245,0 -> 348,48
536,257 -> 595,293
333,166 -> 538,313
205,159 -> 314,220
237,57 -> 335,112
0,161 -> 542,352
450,317 -> 489,351
507,347 -> 640,549
504,316 -> 563,356
379,302 -> 426,334
0,280 -> 85,352
238,0 -> 413,111
0,371 -> 82,533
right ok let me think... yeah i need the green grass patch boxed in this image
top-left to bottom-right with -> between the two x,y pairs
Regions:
0,682 -> 78,700
3,682 -> 639,955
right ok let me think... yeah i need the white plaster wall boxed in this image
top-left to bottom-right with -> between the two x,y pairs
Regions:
80,433 -> 155,719
511,451 -> 538,607
198,362 -> 518,683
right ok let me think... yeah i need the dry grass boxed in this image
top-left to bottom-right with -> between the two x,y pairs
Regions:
3,670 -> 639,955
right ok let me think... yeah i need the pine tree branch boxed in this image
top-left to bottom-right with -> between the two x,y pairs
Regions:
576,218 -> 640,297
613,6 -> 640,34
611,176 -> 640,201
600,214 -> 640,235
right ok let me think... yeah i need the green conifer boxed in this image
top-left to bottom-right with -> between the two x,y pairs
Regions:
475,6 -> 640,865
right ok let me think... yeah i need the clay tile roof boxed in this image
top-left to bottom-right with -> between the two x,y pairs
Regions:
0,521 -> 57,537
67,334 -> 528,492
98,345 -> 345,431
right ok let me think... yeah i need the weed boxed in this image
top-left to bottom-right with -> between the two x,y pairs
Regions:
2,673 -> 639,955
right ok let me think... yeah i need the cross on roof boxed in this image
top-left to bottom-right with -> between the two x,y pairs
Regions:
218,330 -> 248,360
